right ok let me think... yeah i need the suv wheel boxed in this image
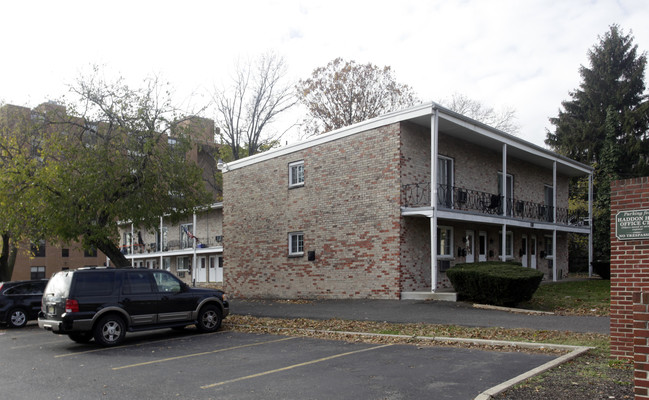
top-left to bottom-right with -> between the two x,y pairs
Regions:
196,305 -> 222,333
7,308 -> 28,328
94,315 -> 126,346
68,332 -> 93,344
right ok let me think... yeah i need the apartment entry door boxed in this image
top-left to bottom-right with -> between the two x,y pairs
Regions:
530,236 -> 537,269
208,256 -> 223,282
478,231 -> 487,262
521,235 -> 528,268
465,231 -> 475,263
197,256 -> 207,283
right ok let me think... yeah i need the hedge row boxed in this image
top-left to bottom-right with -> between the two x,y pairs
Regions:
446,262 -> 544,306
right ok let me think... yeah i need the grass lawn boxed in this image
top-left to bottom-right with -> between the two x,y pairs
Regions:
518,278 -> 610,316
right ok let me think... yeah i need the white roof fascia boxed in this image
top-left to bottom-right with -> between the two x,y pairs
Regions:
226,103 -> 434,171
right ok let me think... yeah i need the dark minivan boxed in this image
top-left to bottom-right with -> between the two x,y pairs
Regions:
0,279 -> 48,328
38,267 -> 228,346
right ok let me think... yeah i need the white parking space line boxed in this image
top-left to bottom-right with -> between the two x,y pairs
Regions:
112,336 -> 297,370
200,343 -> 394,390
54,330 -> 231,358
10,339 -> 68,350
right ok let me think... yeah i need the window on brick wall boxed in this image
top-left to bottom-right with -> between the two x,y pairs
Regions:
31,240 -> 46,257
437,226 -> 453,258
289,160 -> 304,188
288,232 -> 304,256
437,156 -> 454,208
31,266 -> 46,280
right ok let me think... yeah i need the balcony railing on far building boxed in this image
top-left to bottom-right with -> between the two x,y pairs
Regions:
402,182 -> 588,226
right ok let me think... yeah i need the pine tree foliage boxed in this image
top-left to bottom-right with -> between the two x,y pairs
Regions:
546,24 -> 649,177
546,25 -> 649,262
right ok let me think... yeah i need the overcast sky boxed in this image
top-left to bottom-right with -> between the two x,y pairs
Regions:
1,0 -> 648,147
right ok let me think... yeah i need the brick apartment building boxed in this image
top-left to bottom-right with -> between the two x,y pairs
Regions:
221,102 -> 593,300
116,117 -> 224,285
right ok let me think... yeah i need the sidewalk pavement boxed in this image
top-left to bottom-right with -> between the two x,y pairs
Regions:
232,298 -> 609,334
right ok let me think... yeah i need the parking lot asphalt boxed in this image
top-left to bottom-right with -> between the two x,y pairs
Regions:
1,324 -> 560,400
231,298 -> 610,334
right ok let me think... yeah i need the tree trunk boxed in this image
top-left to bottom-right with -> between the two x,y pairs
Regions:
93,237 -> 131,268
0,233 -> 18,281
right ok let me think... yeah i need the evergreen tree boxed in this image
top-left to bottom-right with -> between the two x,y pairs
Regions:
546,24 -> 649,262
546,24 -> 648,174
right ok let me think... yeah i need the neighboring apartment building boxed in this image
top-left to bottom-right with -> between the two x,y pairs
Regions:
117,117 -> 224,285
221,102 -> 593,300
2,103 -> 219,282
1,103 -> 107,280
11,241 -> 104,281
117,203 -> 224,286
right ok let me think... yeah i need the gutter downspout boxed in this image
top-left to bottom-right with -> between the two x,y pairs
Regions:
431,108 -> 439,293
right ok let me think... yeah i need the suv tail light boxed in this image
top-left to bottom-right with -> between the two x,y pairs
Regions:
65,299 -> 79,313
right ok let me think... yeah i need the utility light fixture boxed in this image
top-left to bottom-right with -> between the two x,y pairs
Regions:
217,158 -> 229,172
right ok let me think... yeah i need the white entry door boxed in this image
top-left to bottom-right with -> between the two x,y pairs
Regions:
478,231 -> 487,262
530,236 -> 537,269
465,231 -> 475,263
521,235 -> 528,268
197,256 -> 207,282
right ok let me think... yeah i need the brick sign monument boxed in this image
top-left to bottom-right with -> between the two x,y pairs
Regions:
610,177 -> 649,399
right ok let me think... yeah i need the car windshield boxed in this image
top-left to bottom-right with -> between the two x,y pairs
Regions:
44,271 -> 73,298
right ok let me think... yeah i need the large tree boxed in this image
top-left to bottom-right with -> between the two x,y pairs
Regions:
441,93 -> 520,135
30,72 -> 212,267
212,53 -> 296,160
0,104 -> 48,280
546,24 -> 649,175
546,25 -> 649,261
296,58 -> 418,136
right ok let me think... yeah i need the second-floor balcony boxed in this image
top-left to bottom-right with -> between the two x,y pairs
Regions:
402,182 -> 588,226
121,235 -> 224,255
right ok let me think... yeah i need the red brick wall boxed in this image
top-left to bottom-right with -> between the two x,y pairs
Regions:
223,124 -> 402,299
633,292 -> 649,398
610,177 -> 649,360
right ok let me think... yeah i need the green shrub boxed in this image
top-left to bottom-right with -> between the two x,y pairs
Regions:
446,262 -> 544,306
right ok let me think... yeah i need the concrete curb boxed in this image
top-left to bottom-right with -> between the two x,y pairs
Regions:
473,303 -> 555,315
229,323 -> 592,399
473,345 -> 592,399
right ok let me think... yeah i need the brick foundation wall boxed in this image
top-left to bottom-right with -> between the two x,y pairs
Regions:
611,177 -> 649,360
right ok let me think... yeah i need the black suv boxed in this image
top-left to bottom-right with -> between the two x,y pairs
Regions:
38,267 -> 229,346
0,279 -> 48,328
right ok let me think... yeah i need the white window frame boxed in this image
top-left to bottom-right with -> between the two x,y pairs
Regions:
288,160 -> 305,188
288,232 -> 304,256
437,156 -> 454,208
544,235 -> 554,259
180,223 -> 194,249
437,226 -> 454,259
177,256 -> 190,271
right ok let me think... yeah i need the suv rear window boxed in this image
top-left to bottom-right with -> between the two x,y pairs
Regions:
45,272 -> 73,298
73,272 -> 115,296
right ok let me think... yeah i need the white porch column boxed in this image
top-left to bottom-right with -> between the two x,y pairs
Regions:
192,212 -> 197,284
130,223 -> 134,267
159,216 -> 164,271
552,161 -> 557,282
431,109 -> 439,293
588,172 -> 594,277
501,144 -> 507,260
